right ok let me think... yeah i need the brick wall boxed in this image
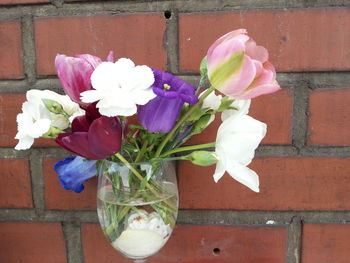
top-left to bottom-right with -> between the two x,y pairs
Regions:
0,0 -> 349,262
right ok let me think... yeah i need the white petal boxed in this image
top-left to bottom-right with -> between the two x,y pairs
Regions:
98,105 -> 137,117
216,114 -> 266,166
114,58 -> 135,70
121,65 -> 154,91
27,119 -> 51,138
15,136 -> 34,150
91,62 -> 120,91
221,99 -> 251,121
226,163 -> 260,192
131,89 -> 157,105
213,158 -> 226,183
51,114 -> 69,130
80,90 -> 102,103
201,91 -> 222,111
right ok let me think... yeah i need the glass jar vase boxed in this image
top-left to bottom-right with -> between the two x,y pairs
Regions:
97,159 -> 179,262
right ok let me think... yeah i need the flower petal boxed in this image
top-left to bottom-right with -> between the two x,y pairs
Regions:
88,116 -> 122,158
226,163 -> 260,192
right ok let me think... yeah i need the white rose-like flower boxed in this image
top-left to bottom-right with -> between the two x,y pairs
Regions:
15,101 -> 51,150
221,99 -> 251,121
214,113 -> 266,192
15,89 -> 82,150
80,59 -> 156,117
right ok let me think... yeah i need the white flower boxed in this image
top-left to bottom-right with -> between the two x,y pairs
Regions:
221,99 -> 251,121
112,210 -> 170,258
201,90 -> 222,111
80,59 -> 156,117
15,101 -> 51,150
26,89 -> 83,129
214,113 -> 266,192
15,89 -> 82,150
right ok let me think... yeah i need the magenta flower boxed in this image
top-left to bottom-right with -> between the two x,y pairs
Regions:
55,51 -> 114,103
138,69 -> 198,133
55,103 -> 122,160
207,29 -> 280,99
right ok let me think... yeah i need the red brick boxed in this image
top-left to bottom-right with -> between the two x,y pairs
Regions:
302,224 -> 350,263
0,222 -> 66,263
0,21 -> 23,79
188,88 -> 292,145
0,93 -> 59,148
0,158 -> 32,208
179,157 -> 350,210
82,223 -> 287,263
179,8 -> 350,72
0,0 -> 48,5
35,14 -> 167,75
43,158 -> 97,210
309,88 -> 350,145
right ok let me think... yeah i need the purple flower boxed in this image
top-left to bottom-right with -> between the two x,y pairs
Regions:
54,156 -> 97,193
55,103 -> 122,160
138,69 -> 198,133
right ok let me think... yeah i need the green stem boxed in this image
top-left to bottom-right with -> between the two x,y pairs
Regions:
160,142 -> 216,158
154,86 -> 215,157
135,141 -> 148,163
115,153 -> 177,212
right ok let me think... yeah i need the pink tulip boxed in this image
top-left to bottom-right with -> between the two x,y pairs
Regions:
55,51 -> 114,103
206,29 -> 280,99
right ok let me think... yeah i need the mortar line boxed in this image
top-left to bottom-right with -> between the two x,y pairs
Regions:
62,221 -> 83,263
29,150 -> 45,215
0,1 -> 349,21
292,78 -> 310,150
286,216 -> 302,263
165,8 -> 179,74
3,209 -> 350,224
21,15 -> 37,85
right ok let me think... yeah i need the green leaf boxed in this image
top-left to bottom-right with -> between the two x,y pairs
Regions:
191,114 -> 212,135
217,96 -> 236,112
200,56 -> 208,76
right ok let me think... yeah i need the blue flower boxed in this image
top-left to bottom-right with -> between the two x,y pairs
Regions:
54,156 -> 97,193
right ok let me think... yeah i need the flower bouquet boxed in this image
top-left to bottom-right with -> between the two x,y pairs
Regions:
15,29 -> 280,262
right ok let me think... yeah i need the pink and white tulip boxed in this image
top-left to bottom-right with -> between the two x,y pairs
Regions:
55,51 -> 114,103
206,29 -> 280,99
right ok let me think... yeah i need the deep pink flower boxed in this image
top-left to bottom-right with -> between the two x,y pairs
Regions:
207,29 -> 280,99
55,103 -> 122,160
55,51 -> 114,103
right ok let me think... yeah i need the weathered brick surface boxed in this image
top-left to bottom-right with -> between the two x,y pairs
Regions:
0,93 -> 59,147
179,157 -> 350,210
302,224 -> 350,263
309,88 -> 350,145
188,88 -> 292,145
0,21 -> 23,79
0,222 -> 67,263
0,158 -> 32,208
179,8 -> 350,72
35,14 -> 167,75
82,223 -> 287,263
0,0 -> 48,5
43,158 -> 97,210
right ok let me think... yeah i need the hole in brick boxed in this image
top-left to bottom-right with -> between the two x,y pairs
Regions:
213,248 -> 220,255
164,10 -> 172,19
